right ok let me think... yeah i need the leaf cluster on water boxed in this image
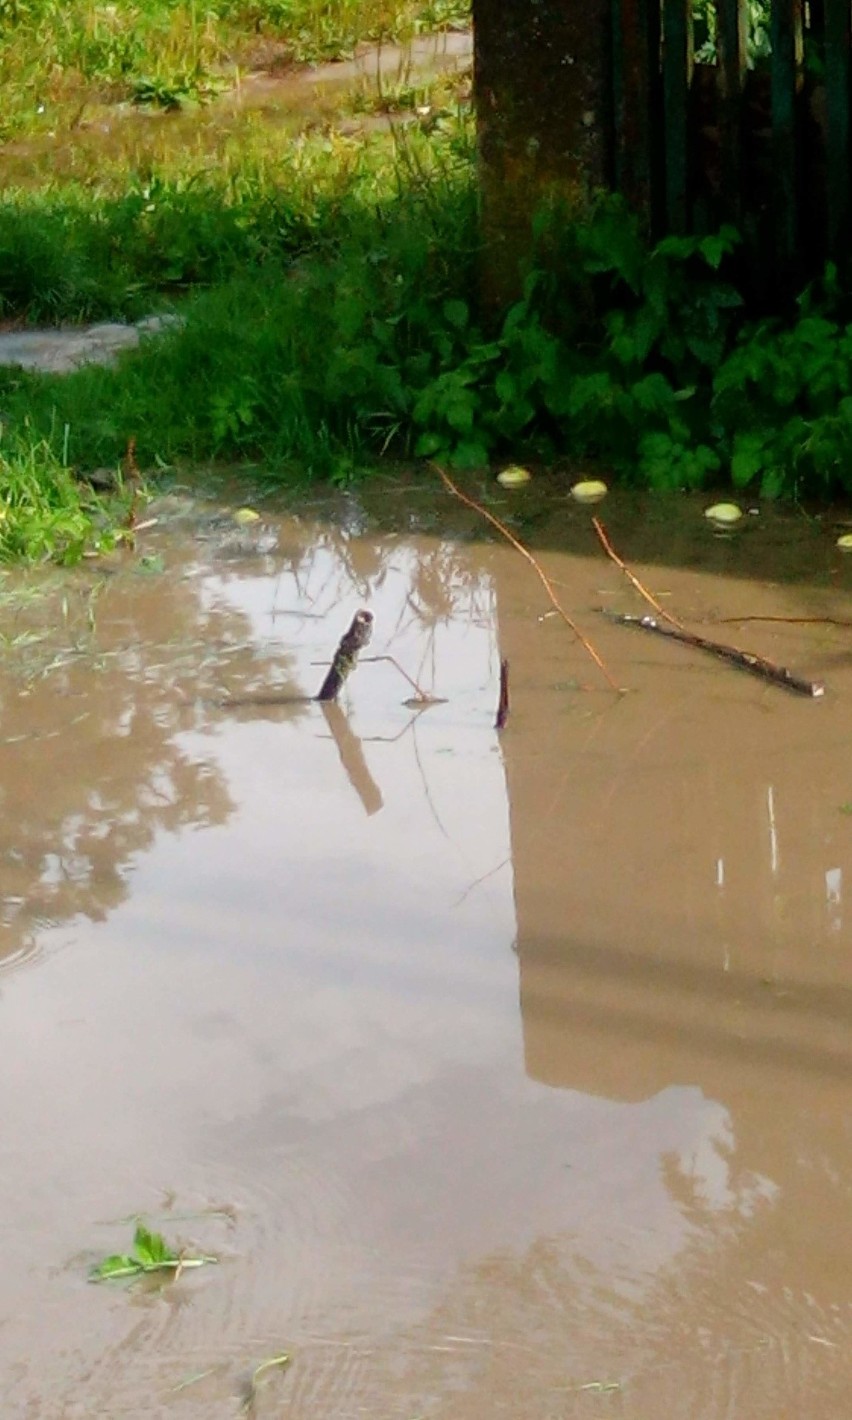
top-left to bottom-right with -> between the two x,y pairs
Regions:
89,1223 -> 218,1282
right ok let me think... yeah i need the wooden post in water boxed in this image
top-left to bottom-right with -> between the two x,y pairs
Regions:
315,610 -> 374,702
473,0 -> 613,308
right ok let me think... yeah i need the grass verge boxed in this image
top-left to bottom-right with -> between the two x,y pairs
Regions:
0,0 -> 470,140
4,172 -> 852,506
3,1 -> 852,563
0,434 -> 130,563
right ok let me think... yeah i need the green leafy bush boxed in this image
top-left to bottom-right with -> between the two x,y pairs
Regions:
8,194 -> 852,501
2,88 -> 852,503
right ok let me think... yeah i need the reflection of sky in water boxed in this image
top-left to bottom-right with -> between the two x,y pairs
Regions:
0,526 -> 796,1420
2,538 -> 763,1280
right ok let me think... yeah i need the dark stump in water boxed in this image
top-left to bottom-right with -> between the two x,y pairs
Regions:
316,610 -> 375,702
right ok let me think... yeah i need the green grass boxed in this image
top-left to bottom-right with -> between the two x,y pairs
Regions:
3,0 -> 852,564
0,126 -> 403,322
6,180 -> 852,505
0,433 -> 130,563
0,0 -> 470,139
0,3 -> 476,560
0,111 -> 479,472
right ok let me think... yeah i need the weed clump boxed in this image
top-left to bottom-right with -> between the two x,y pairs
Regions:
0,433 -> 128,563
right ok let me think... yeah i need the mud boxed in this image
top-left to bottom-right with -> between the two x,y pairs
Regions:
2,481 -> 852,1418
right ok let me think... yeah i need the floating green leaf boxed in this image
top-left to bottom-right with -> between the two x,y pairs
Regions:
89,1224 -> 217,1283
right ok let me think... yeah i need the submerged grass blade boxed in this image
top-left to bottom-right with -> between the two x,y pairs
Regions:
241,1353 -> 291,1413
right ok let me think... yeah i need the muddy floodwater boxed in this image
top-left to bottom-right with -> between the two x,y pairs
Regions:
3,479 -> 852,1418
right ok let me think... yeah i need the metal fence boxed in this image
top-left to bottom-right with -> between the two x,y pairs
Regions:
612,0 -> 850,292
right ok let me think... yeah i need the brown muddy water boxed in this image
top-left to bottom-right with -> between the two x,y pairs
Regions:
2,480 -> 852,1418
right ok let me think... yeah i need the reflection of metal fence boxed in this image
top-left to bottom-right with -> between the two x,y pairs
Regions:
614,0 -> 849,293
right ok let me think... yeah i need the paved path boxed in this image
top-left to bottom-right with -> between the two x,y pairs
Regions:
0,314 -> 179,374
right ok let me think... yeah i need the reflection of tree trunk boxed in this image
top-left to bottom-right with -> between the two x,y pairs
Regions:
495,549 -> 852,1310
321,703 -> 384,817
495,657 -> 510,730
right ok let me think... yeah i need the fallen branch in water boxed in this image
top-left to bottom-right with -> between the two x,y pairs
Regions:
602,611 -> 825,698
592,517 -> 684,630
316,609 -> 374,702
713,614 -> 852,628
495,658 -> 510,730
433,464 -> 620,693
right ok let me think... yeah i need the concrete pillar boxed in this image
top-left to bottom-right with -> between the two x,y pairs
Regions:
473,0 -> 613,307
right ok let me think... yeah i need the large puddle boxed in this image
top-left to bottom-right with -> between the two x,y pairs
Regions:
2,481 -> 852,1417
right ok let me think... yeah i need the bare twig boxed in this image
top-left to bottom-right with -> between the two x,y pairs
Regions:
360,654 -> 444,703
452,857 -> 512,909
603,611 -> 825,697
495,658 -> 510,730
592,517 -> 684,630
433,464 -> 620,692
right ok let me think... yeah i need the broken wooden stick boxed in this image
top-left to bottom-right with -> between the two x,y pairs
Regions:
433,464 -> 620,693
713,614 -> 852,629
602,611 -> 825,698
316,609 -> 374,702
495,658 -> 510,730
592,517 -> 684,630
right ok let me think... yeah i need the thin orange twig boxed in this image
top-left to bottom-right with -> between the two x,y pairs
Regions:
592,517 -> 685,631
433,464 -> 621,692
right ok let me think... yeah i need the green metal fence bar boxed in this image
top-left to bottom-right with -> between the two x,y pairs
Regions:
808,0 -> 826,41
612,0 -> 659,227
770,0 -> 804,277
609,0 -> 852,294
825,0 -> 852,260
662,0 -> 694,231
715,0 -> 748,226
